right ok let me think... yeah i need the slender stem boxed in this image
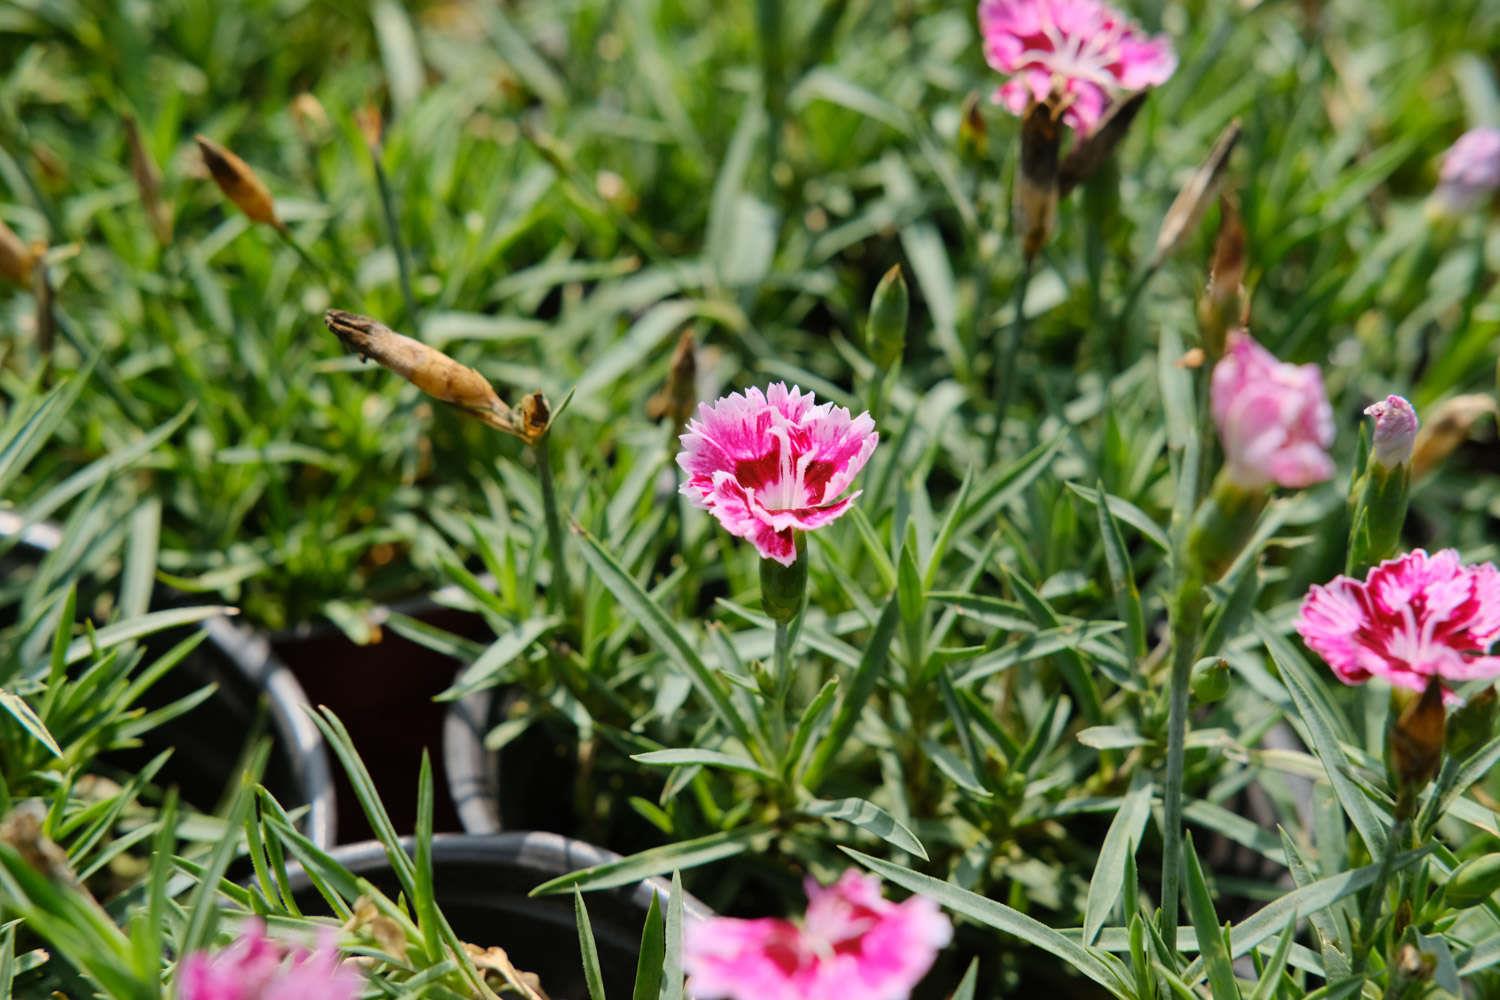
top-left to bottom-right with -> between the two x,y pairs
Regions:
534,434 -> 571,614
369,154 -> 419,334
1353,816 -> 1410,976
756,0 -> 785,192
1158,575 -> 1204,944
1111,262 -> 1159,375
772,619 -> 793,751
985,256 -> 1034,462
275,225 -> 341,295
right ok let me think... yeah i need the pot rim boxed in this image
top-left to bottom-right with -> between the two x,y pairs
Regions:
442,688 -> 503,835
289,831 -> 712,921
0,514 -> 337,847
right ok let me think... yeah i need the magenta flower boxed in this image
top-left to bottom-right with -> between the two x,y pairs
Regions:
1210,331 -> 1335,489
1434,126 -> 1500,214
1364,395 -> 1418,469
977,0 -> 1176,135
677,383 -> 878,566
684,870 -> 952,1000
177,922 -> 361,1000
1297,549 -> 1500,698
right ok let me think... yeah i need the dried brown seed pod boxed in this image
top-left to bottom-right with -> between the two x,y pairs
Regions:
1151,119 -> 1242,269
195,134 -> 282,230
325,309 -> 544,441
646,327 -> 698,430
1016,94 -> 1063,261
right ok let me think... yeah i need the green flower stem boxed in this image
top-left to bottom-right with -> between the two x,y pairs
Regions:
535,433 -> 571,615
1353,815 -> 1411,976
772,617 -> 793,751
1158,571 -> 1205,944
985,255 -> 1034,462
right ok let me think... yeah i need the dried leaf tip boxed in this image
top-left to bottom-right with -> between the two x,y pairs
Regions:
324,309 -> 550,442
647,327 -> 699,430
0,218 -> 36,288
1151,119 -> 1242,269
125,114 -> 172,246
195,134 -> 282,230
291,93 -> 331,144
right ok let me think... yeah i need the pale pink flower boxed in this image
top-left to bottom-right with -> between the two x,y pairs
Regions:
1434,126 -> 1500,214
677,383 -> 878,566
177,922 -> 361,1000
977,0 -> 1176,135
684,870 -> 952,1000
1364,395 -> 1418,469
1210,331 -> 1335,489
1297,549 -> 1500,698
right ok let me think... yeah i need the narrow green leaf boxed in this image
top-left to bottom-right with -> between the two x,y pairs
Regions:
1182,834 -> 1237,1000
576,527 -> 757,751
0,691 -> 60,758
804,797 -> 927,859
662,872 -> 685,1000
1257,619 -> 1387,856
631,892 -> 665,1000
1084,781 -> 1153,944
64,607 -> 229,666
631,749 -> 771,778
803,594 -> 901,790
532,827 -> 766,895
844,849 -> 1127,997
1093,479 -> 1146,660
574,890 -> 608,1000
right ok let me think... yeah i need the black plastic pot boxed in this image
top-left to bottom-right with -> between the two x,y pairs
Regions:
443,686 -> 583,836
0,515 -> 336,847
287,832 -> 711,999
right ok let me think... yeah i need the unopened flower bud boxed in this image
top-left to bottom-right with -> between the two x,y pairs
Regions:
325,309 -> 545,442
0,218 -> 35,287
1150,119 -> 1241,269
1195,193 -> 1247,359
1445,853 -> 1500,909
760,533 -> 808,624
195,134 -> 282,230
1446,686 -> 1497,762
1387,679 -> 1445,815
1430,127 -> 1500,218
958,91 -> 988,162
1016,95 -> 1062,261
865,264 -> 908,371
1366,395 -> 1418,469
125,114 -> 172,246
1191,657 -> 1231,703
291,93 -> 331,144
1058,90 -> 1150,197
1347,395 -> 1417,574
1411,394 -> 1497,479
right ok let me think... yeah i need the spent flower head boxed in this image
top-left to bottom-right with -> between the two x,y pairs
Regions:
677,383 -> 877,566
1210,330 -> 1334,489
684,870 -> 951,1000
1297,549 -> 1500,700
977,0 -> 1176,136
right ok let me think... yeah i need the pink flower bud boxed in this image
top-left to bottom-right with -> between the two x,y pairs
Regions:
1209,331 -> 1335,489
1364,394 -> 1418,469
1433,127 -> 1500,215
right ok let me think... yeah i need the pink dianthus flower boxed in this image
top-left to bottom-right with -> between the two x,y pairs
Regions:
1297,549 -> 1500,698
1434,126 -> 1500,214
977,0 -> 1176,135
684,870 -> 952,1000
677,383 -> 878,566
176,922 -> 361,1000
1210,331 -> 1335,489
